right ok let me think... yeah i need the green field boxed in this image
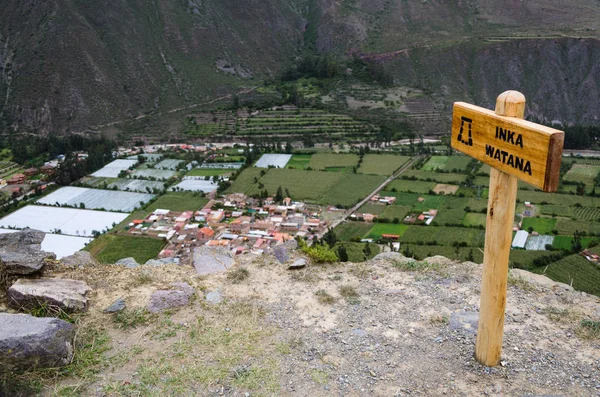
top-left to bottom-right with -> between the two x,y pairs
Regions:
229,168 -> 385,207
387,179 -> 436,194
380,205 -> 412,221
307,153 -> 359,172
463,213 -> 486,227
552,235 -> 600,250
400,226 -> 485,247
286,154 -> 312,169
422,156 -> 471,172
86,235 -> 166,264
186,169 -> 232,177
563,164 -> 600,187
401,170 -> 467,184
517,190 -> 599,207
334,241 -> 380,262
532,253 -> 600,296
521,217 -> 557,234
555,219 -> 600,235
335,222 -> 373,241
433,207 -> 469,226
539,205 -> 600,221
358,203 -> 386,215
358,154 -> 410,176
364,223 -> 409,240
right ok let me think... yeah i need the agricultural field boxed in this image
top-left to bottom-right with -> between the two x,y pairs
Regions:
286,154 -> 312,169
144,192 -> 208,213
187,168 -> 232,177
37,187 -> 155,212
524,235 -> 554,250
127,153 -> 163,163
555,219 -> 600,236
387,180 -> 436,194
335,222 -> 373,241
422,156 -> 471,172
401,170 -> 467,184
517,191 -> 599,207
232,168 -> 384,207
155,159 -> 185,170
129,168 -> 177,180
254,154 -> 292,168
380,205 -> 412,221
307,153 -> 359,172
171,179 -> 218,193
433,207 -> 469,226
520,217 -> 557,234
432,184 -> 459,195
199,162 -> 243,169
563,164 -> 600,187
401,244 -> 482,263
358,203 -> 386,215
532,252 -> 600,296
552,235 -> 599,250
83,177 -> 165,193
364,223 -> 409,240
400,226 -> 485,247
463,213 -> 486,227
225,167 -> 264,193
358,154 -> 410,176
539,205 -> 600,221
86,234 -> 166,264
92,159 -> 137,178
0,205 -> 128,237
334,241 -> 380,262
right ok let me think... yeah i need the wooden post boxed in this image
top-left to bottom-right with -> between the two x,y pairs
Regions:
474,91 -> 524,366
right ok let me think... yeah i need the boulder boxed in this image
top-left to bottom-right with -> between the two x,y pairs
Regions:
104,298 -> 126,313
283,238 -> 298,250
8,278 -> 92,313
145,257 -> 179,266
115,257 -> 139,268
147,282 -> 195,313
288,259 -> 307,269
449,311 -> 479,334
60,251 -> 97,268
0,230 -> 55,275
273,245 -> 290,264
0,313 -> 74,371
205,290 -> 222,304
193,246 -> 234,275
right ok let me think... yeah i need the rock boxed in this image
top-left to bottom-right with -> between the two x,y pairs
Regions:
205,290 -> 222,304
147,282 -> 195,313
288,259 -> 307,269
0,313 -> 75,371
449,311 -> 479,334
8,278 -> 92,313
283,238 -> 298,250
352,328 -> 368,337
60,251 -> 97,267
273,245 -> 290,264
422,255 -> 455,266
104,298 -> 126,313
115,257 -> 139,268
372,252 -> 415,264
193,246 -> 234,275
145,257 -> 179,266
0,229 -> 55,275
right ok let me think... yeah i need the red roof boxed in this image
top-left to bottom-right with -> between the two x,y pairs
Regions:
199,227 -> 215,237
132,219 -> 144,225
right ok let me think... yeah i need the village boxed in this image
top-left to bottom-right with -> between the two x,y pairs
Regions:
124,192 -> 332,266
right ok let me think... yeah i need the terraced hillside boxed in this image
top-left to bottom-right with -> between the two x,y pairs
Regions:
186,106 -> 380,142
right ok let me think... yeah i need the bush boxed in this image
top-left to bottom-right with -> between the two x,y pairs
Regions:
299,239 -> 338,263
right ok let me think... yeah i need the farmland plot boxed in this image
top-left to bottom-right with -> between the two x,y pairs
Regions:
129,169 -> 177,180
37,187 -> 155,212
106,179 -> 165,193
401,226 -> 485,247
525,235 -> 554,250
308,153 -> 359,172
0,205 -> 128,236
358,155 -> 410,176
171,178 -> 218,193
563,164 -> 600,187
127,154 -> 163,163
92,159 -> 137,178
401,170 -> 467,184
155,159 -> 185,170
255,154 -> 292,168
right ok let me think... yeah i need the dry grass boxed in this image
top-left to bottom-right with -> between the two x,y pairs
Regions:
315,289 -> 337,304
338,284 -> 360,304
543,306 -> 581,323
227,267 -> 250,284
576,320 -> 600,340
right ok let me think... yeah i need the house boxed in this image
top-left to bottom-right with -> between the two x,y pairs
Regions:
382,234 -> 399,240
417,197 -> 425,203
363,213 -> 376,222
0,179 -> 6,188
40,164 -> 56,175
7,174 -> 26,184
23,168 -> 38,176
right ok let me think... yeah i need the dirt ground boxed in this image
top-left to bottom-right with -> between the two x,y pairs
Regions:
2,252 -> 600,396
433,184 -> 459,195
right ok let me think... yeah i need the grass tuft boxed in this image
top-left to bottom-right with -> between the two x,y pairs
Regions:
227,267 -> 250,284
315,289 -> 337,305
576,319 -> 600,340
338,284 -> 360,304
112,308 -> 151,329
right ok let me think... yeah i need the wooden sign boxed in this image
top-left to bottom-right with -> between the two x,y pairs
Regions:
450,91 -> 564,367
451,101 -> 564,191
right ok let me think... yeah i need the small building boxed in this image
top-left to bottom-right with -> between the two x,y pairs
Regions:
7,174 -> 26,184
0,179 -> 6,188
511,230 -> 529,249
198,227 -> 215,240
417,197 -> 425,203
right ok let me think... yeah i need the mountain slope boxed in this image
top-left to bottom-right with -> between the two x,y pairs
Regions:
1,0 -> 600,135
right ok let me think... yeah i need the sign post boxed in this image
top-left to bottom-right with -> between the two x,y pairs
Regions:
451,91 -> 564,366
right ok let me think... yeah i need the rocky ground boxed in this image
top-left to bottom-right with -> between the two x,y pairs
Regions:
1,248 -> 599,396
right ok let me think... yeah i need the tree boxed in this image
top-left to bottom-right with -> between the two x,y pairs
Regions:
324,227 -> 337,248
571,230 -> 583,253
363,242 -> 372,257
338,245 -> 349,262
275,185 -> 284,203
285,188 -> 291,199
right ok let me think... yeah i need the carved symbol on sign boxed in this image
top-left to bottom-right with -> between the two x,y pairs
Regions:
457,116 -> 473,146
